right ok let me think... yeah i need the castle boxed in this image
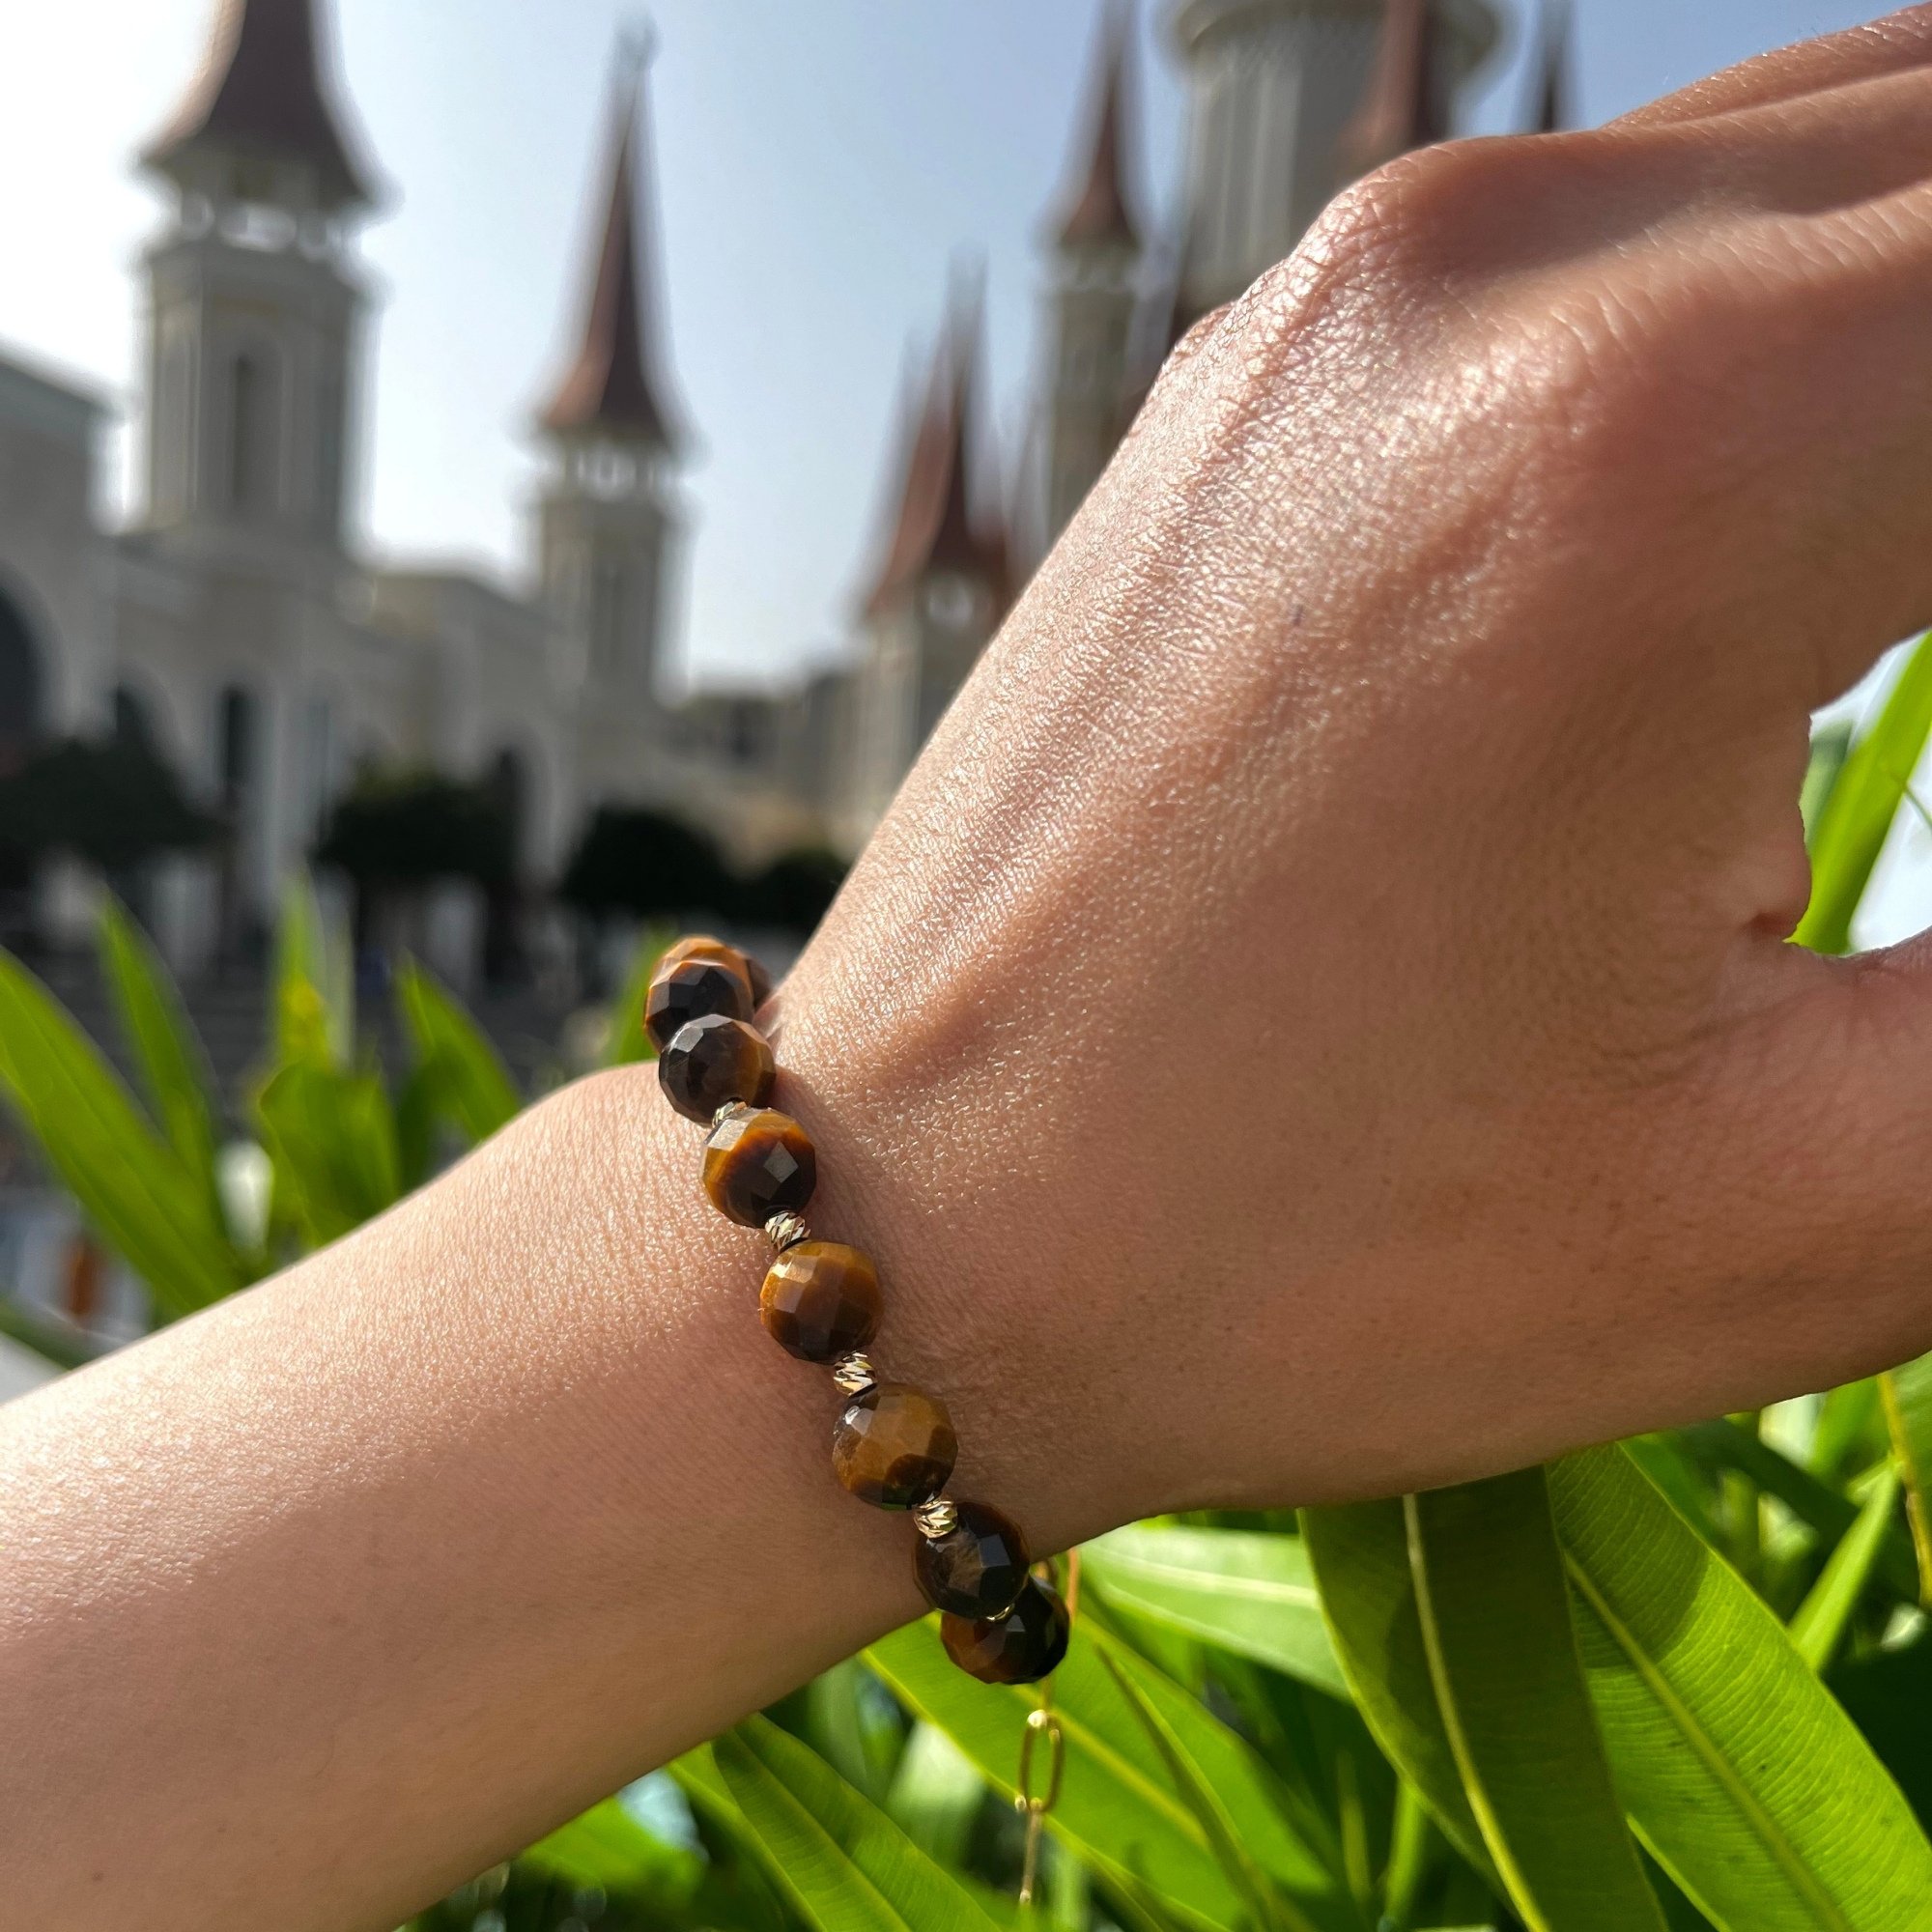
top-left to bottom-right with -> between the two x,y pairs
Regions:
0,0 -> 1545,987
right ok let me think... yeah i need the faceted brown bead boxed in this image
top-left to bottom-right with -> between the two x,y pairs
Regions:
761,1241 -> 880,1363
941,1577 -> 1070,1685
702,1105 -> 816,1226
831,1382 -> 956,1510
660,935 -> 772,1010
645,956 -> 752,1052
659,1013 -> 775,1122
915,1500 -> 1031,1620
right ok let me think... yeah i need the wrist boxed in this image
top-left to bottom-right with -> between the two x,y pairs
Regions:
767,956 -> 1147,1558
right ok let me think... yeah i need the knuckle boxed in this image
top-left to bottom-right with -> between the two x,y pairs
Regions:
1228,135 -> 1568,364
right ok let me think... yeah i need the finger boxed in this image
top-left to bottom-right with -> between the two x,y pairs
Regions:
1696,939 -> 1932,1397
1613,6 -> 1932,131
1666,61 -> 1932,218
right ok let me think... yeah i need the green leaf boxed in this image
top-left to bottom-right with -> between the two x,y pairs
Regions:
96,897 -> 219,1199
1405,1471 -> 1666,1932
1880,1356 -> 1932,1605
1550,1443 -> 1932,1928
1796,631 -> 1932,953
1811,1380 -> 1887,1491
602,926 -> 671,1067
0,1292 -> 100,1370
867,1615 -> 1351,1931
521,1797 -> 704,1909
1301,1499 -> 1494,1883
884,1721 -> 983,1867
255,1061 -> 402,1247
1788,1465 -> 1903,1672
1674,1418 -> 1916,1602
678,1714 -> 1003,1932
802,1658 -> 902,1805
273,877 -> 349,1067
1800,720 -> 1854,847
0,949 -> 239,1316
1097,1648 -> 1315,1932
1831,1632 -> 1932,1833
1082,1524 -> 1349,1699
393,958 -> 520,1146
1621,1435 -> 1721,1548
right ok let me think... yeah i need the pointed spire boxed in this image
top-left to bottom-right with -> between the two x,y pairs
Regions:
1530,0 -> 1571,134
1052,2 -> 1142,253
860,273 -> 1011,620
1336,0 -> 1447,185
539,31 -> 685,452
142,0 -> 377,209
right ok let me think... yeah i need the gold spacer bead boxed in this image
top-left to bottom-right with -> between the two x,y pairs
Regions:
764,1210 -> 811,1252
913,1496 -> 959,1540
831,1350 -> 877,1396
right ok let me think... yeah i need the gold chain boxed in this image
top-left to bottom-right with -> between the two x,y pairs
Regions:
1015,1548 -> 1079,1908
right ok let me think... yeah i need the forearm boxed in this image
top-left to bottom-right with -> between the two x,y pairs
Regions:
0,1010 -> 1112,1931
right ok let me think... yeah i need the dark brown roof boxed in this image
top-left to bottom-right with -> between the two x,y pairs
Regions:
538,57 -> 683,450
142,0 -> 376,209
1052,3 -> 1140,252
860,298 -> 1011,620
1336,0 -> 1447,184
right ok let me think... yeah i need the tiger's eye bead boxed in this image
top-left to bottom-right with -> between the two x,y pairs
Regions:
761,1241 -> 880,1363
660,935 -> 772,1009
941,1578 -> 1070,1686
659,1013 -> 775,1122
831,1382 -> 956,1509
915,1499 -> 1031,1620
702,1105 -> 816,1226
645,956 -> 752,1052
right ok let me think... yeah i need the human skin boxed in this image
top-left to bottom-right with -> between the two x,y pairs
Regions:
14,12 -> 1932,1926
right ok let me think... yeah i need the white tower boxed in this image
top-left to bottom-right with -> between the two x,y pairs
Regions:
136,0 -> 383,956
535,43 -> 687,805
844,287 -> 1011,845
1169,0 -> 1497,328
138,0 -> 378,555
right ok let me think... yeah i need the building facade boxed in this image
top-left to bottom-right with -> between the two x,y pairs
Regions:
0,0 -> 1539,984
0,0 -> 716,985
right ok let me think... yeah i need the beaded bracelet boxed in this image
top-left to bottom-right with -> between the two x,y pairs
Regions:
645,934 -> 1071,1688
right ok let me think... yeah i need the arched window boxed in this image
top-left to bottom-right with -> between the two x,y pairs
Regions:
0,586 -> 44,775
217,684 -> 255,812
227,349 -> 280,514
301,694 -> 336,835
589,559 -> 626,675
112,685 -> 156,753
486,745 -> 527,871
158,331 -> 193,518
315,369 -> 345,534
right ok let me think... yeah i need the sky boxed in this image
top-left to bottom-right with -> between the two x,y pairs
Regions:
0,0 -> 1897,701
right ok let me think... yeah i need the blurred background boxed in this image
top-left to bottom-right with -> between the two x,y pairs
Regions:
0,0 -> 1897,1370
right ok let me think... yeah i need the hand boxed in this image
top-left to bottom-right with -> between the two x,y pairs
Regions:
22,22 -> 1932,1930
780,8 -> 1932,1542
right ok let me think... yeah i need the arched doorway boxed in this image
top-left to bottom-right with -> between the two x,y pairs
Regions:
107,684 -> 163,927
0,586 -> 44,934
481,745 -> 528,989
214,683 -> 261,968
112,684 -> 156,753
0,584 -> 44,776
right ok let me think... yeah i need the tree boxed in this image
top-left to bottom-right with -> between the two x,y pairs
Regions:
734,845 -> 846,932
558,806 -> 732,923
0,730 -> 214,876
315,771 -> 515,953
